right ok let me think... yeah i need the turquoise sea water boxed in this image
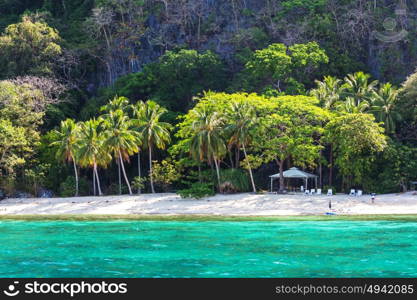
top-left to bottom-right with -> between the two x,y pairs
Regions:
0,220 -> 416,278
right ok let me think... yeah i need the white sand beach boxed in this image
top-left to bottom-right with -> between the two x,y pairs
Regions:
0,192 -> 417,216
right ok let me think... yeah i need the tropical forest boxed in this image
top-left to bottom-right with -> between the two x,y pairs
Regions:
1,0 -> 417,199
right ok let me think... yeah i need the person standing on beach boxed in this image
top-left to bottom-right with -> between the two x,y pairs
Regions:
371,193 -> 376,204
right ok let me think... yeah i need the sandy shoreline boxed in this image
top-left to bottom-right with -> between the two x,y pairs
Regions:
0,192 -> 417,216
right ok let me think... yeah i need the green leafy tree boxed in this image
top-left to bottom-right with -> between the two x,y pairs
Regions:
245,43 -> 291,91
0,80 -> 45,189
0,119 -> 28,179
244,42 -> 328,93
149,159 -> 181,192
398,70 -> 417,140
50,119 -> 80,196
254,96 -> 329,192
363,141 -> 417,193
0,16 -> 62,78
325,113 -> 387,187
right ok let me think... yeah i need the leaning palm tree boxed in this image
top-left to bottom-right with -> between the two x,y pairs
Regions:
310,76 -> 345,110
189,108 -> 226,190
130,103 -> 146,194
50,119 -> 80,196
101,109 -> 140,195
226,100 -> 257,193
133,101 -> 171,193
77,119 -> 110,196
371,83 -> 401,134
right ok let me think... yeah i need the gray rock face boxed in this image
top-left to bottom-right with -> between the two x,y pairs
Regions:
93,0 -> 417,87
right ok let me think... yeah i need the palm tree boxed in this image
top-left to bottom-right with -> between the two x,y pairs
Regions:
101,109 -> 140,195
189,108 -> 226,190
100,96 -> 130,113
133,101 -> 171,193
101,96 -> 132,195
336,96 -> 370,113
343,72 -> 378,106
310,76 -> 345,110
130,103 -> 146,194
371,83 -> 401,134
50,119 -> 80,196
226,101 -> 257,193
77,119 -> 110,196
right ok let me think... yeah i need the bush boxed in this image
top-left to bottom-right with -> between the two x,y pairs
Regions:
59,176 -> 89,197
177,183 -> 215,199
150,159 -> 181,192
219,169 -> 250,193
132,176 -> 146,193
105,183 -> 129,195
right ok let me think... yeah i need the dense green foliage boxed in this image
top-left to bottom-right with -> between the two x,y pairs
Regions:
177,183 -> 215,199
0,16 -> 62,78
0,0 -> 417,197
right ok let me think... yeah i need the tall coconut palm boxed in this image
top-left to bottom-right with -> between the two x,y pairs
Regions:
371,83 -> 401,134
101,109 -> 140,195
101,97 -> 131,195
50,119 -> 80,196
336,96 -> 370,113
130,103 -> 146,194
226,101 -> 257,193
77,119 -> 110,196
343,72 -> 378,106
310,76 -> 345,110
189,108 -> 226,190
133,101 -> 171,193
100,96 -> 130,113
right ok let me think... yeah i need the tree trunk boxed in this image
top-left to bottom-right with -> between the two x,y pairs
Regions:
242,144 -> 256,193
72,158 -> 79,197
198,164 -> 202,183
117,159 -> 121,195
149,145 -> 155,193
137,152 -> 141,194
319,150 -> 323,188
119,150 -> 132,195
94,163 -> 103,196
93,168 -> 96,196
236,148 -> 240,168
228,151 -> 234,169
214,157 -> 221,192
329,144 -> 333,187
278,160 -> 284,192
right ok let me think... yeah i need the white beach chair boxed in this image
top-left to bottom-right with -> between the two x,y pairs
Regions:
349,189 -> 356,196
327,189 -> 333,196
300,186 -> 304,193
305,190 -> 310,195
357,190 -> 363,196
310,189 -> 315,195
317,189 -> 322,195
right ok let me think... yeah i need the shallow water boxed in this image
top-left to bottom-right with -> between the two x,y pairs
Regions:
0,220 -> 416,277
